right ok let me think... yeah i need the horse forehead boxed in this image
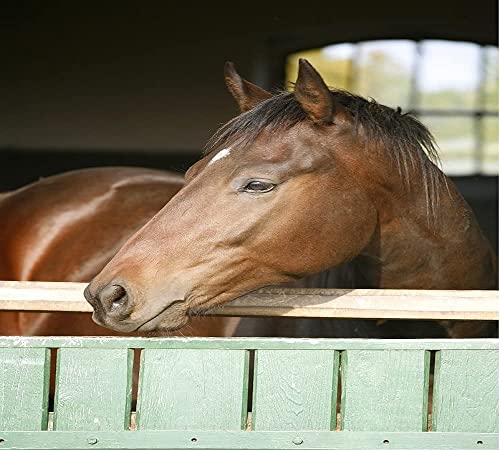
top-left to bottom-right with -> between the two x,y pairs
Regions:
245,140 -> 296,163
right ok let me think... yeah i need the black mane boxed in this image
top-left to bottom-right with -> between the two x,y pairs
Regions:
205,89 -> 447,219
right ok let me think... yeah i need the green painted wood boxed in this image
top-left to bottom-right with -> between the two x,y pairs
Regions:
0,431 -> 497,450
136,349 -> 248,430
0,348 -> 50,431
252,350 -> 338,431
0,336 -> 496,351
341,350 -> 430,431
433,349 -> 499,432
1,336 -> 498,441
53,348 -> 133,431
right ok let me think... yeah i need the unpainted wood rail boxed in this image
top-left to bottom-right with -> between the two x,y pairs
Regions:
0,281 -> 497,320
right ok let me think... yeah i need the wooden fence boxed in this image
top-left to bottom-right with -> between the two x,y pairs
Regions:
0,281 -> 497,320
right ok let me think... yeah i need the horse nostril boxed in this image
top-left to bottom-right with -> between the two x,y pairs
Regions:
98,283 -> 130,312
111,285 -> 127,307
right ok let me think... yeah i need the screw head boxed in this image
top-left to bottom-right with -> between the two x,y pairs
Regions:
87,438 -> 98,445
292,437 -> 303,445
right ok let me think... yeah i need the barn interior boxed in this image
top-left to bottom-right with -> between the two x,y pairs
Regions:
0,0 -> 498,249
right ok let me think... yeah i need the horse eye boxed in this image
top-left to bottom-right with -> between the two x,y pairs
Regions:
243,180 -> 276,193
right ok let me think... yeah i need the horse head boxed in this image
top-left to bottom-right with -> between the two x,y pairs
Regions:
84,60 -> 495,332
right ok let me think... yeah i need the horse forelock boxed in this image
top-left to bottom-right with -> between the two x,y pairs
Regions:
204,92 -> 307,156
204,89 -> 448,220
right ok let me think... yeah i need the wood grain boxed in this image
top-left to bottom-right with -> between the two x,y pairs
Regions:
0,336 -> 498,444
341,350 -> 430,431
0,430 -> 498,450
0,336 -> 496,351
0,281 -> 93,312
433,349 -> 499,432
0,281 -> 497,320
252,350 -> 338,430
54,348 -> 133,431
136,349 -> 248,430
0,348 -> 50,431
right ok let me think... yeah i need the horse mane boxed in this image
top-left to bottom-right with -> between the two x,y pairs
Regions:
205,89 -> 447,220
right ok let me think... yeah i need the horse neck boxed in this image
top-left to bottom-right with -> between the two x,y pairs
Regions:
354,174 -> 496,290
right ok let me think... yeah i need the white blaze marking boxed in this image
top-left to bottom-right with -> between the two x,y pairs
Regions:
208,147 -> 231,165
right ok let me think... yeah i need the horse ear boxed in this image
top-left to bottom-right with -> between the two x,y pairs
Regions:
294,59 -> 349,124
224,61 -> 272,112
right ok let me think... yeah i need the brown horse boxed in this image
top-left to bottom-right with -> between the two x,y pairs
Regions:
85,60 -> 497,338
0,166 -> 238,337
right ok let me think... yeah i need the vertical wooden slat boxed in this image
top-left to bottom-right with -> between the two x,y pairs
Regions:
341,350 -> 430,431
137,349 -> 248,430
433,349 -> 499,432
252,350 -> 338,431
0,348 -> 50,431
54,348 -> 133,431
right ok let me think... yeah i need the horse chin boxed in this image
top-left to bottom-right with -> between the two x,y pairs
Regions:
133,300 -> 190,332
136,311 -> 190,332
91,312 -> 139,333
92,303 -> 189,333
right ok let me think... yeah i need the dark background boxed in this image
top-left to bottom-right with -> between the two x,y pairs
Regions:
0,1 -> 498,248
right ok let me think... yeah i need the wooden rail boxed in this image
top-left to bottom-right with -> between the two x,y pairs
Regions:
0,281 -> 497,320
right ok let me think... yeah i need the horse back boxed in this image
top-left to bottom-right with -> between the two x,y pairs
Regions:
0,167 -> 183,281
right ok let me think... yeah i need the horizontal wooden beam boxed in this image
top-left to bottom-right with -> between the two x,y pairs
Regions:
0,281 -> 91,312
0,281 -> 499,320
0,431 -> 497,450
0,281 -> 497,321
222,287 -> 499,321
0,336 -> 496,350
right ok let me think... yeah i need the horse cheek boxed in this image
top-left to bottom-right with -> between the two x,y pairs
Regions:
317,191 -> 378,268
